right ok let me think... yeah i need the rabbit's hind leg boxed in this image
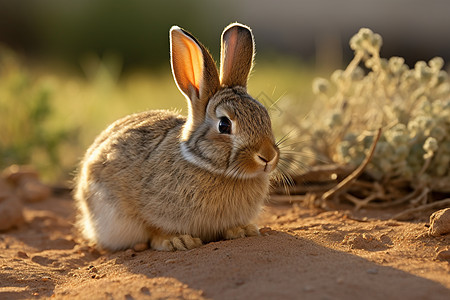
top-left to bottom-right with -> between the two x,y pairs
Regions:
81,183 -> 150,251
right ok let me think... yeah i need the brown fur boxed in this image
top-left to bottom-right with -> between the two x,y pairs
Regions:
74,23 -> 279,251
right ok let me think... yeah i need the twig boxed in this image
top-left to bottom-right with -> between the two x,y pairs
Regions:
352,180 -> 379,189
273,183 -> 337,196
269,194 -> 307,204
364,185 -> 424,208
393,198 -> 450,221
430,177 -> 450,193
343,182 -> 386,210
321,128 -> 382,201
290,164 -> 353,183
344,193 -> 378,210
411,186 -> 430,205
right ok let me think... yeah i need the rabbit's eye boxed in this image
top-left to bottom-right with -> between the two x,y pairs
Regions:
218,117 -> 232,134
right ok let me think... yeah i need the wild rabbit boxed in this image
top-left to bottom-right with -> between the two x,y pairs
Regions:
75,23 -> 280,251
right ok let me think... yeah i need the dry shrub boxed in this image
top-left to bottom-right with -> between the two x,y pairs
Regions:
276,28 -> 450,216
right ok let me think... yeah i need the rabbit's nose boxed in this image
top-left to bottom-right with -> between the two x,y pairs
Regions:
256,140 -> 279,166
256,152 -> 277,165
257,155 -> 269,163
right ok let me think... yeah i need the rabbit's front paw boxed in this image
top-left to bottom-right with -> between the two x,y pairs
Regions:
224,224 -> 260,240
151,234 -> 203,251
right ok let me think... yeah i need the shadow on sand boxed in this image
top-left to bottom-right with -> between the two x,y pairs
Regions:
118,231 -> 450,299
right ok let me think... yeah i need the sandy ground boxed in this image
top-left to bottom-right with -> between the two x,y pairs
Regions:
1,190 -> 450,299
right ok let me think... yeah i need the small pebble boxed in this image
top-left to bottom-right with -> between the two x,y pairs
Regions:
17,251 -> 29,259
124,249 -> 134,256
429,208 -> 450,237
235,279 -> 245,286
3,165 -> 51,202
18,179 -> 51,203
164,258 -> 178,264
125,294 -> 133,300
140,287 -> 150,295
367,268 -> 378,275
3,165 -> 39,184
0,181 -> 24,231
436,250 -> 450,261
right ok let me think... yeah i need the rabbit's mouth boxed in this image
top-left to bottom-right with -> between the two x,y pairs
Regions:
222,151 -> 279,179
254,138 -> 280,174
255,153 -> 278,174
222,138 -> 280,179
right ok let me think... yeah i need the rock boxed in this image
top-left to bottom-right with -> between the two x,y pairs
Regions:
124,248 -> 136,258
429,208 -> 450,237
17,251 -> 29,259
0,179 -> 24,231
18,178 -> 52,203
436,250 -> 450,261
3,165 -> 39,185
3,165 -> 51,202
140,287 -> 151,295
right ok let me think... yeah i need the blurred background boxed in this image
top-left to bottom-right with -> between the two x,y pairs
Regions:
1,0 -> 449,182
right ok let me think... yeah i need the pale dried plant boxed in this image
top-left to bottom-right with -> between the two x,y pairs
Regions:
277,28 -> 450,215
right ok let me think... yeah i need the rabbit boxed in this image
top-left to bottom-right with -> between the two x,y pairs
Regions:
74,22 -> 280,251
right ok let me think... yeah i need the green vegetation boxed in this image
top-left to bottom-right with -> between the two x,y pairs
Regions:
0,47 -> 79,182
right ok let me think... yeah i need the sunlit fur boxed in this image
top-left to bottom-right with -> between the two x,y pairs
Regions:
181,87 -> 279,180
74,23 -> 280,251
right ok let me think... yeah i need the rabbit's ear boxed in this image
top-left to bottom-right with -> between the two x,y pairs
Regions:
220,23 -> 254,88
170,26 -> 219,109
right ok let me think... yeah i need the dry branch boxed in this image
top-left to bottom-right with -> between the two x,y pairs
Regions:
392,198 -> 450,221
321,128 -> 382,201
